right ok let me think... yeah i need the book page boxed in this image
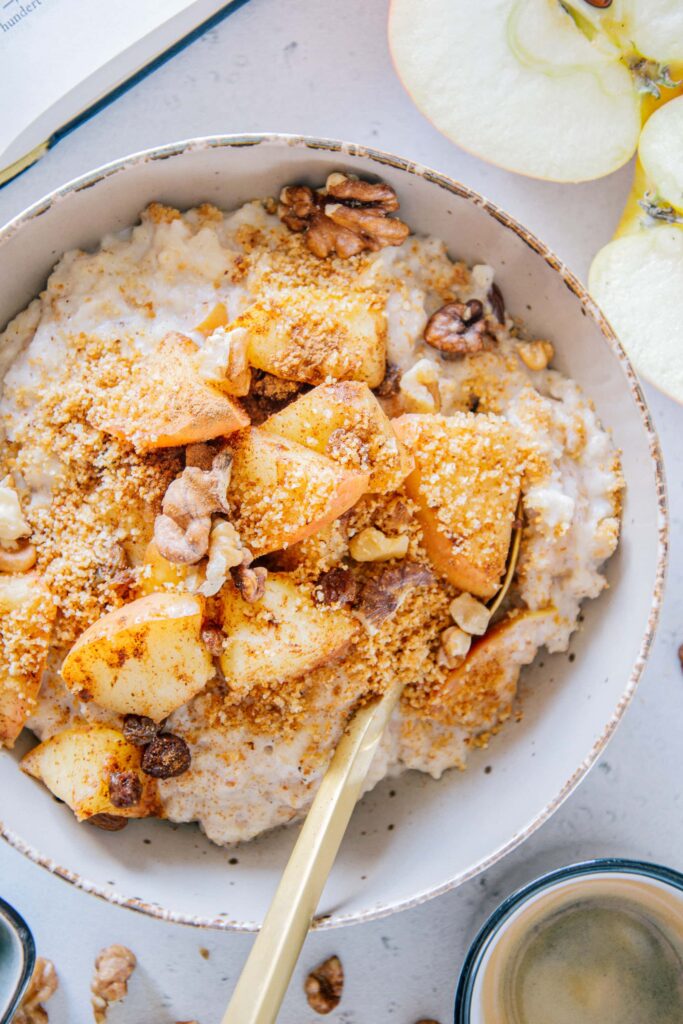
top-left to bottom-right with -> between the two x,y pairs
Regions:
0,0 -> 226,168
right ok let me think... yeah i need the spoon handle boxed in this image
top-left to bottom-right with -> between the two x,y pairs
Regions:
221,680 -> 403,1024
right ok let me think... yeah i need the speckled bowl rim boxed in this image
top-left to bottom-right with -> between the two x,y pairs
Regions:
453,857 -> 683,1022
0,133 -> 669,932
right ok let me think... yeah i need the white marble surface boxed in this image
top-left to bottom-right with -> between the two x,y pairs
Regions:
2,1 -> 682,1021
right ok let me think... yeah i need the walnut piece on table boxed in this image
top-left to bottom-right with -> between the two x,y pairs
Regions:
14,957 -> 58,1024
91,944 -> 136,1023
304,955 -> 344,1014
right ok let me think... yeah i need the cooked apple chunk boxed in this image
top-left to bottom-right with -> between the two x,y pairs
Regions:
262,381 -> 413,492
61,593 -> 214,720
227,427 -> 369,556
234,287 -> 386,387
424,609 -> 557,729
393,412 -> 521,599
0,573 -> 56,748
90,332 -> 249,450
219,573 -> 357,694
21,725 -> 158,821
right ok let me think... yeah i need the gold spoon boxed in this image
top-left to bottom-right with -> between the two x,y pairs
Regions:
221,513 -> 523,1024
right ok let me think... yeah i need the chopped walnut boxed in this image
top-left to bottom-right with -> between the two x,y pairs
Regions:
304,955 -> 344,1014
154,451 -> 234,565
424,300 -> 496,359
314,567 -> 358,607
356,562 -> 434,633
199,519 -> 246,597
231,558 -> 267,603
517,339 -> 554,371
14,957 -> 58,1024
0,542 -> 36,573
439,626 -> 472,668
449,593 -> 491,636
154,513 -> 211,565
91,945 -> 136,1024
278,173 -> 409,259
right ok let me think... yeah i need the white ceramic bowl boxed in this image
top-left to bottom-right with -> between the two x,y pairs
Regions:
0,135 -> 667,931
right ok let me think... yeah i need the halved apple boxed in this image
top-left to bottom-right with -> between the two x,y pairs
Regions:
219,573 -> 357,694
234,287 -> 386,387
61,593 -> 214,720
261,381 -> 413,493
589,94 -> 683,403
425,609 -> 557,728
21,725 -> 158,821
0,573 -> 56,748
227,427 -> 369,556
388,0 -> 683,183
393,413 -> 521,599
90,332 -> 249,449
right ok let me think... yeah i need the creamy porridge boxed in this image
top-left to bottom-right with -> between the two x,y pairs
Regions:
0,175 -> 622,845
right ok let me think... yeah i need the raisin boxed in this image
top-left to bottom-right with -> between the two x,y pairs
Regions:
109,770 -> 143,809
88,813 -> 128,832
122,714 -> 159,747
141,733 -> 191,779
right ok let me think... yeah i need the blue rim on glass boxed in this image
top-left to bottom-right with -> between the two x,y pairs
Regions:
0,896 -> 35,1024
454,858 -> 683,1023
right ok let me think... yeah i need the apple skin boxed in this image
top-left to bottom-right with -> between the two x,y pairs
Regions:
227,427 -> 370,557
61,592 -> 214,721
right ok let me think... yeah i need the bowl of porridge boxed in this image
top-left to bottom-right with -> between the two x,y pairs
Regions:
0,136 -> 666,929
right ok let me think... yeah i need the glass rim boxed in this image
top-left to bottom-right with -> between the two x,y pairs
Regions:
453,857 -> 683,1023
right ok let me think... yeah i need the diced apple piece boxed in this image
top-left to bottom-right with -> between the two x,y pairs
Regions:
227,427 -> 369,556
589,226 -> 683,404
234,287 -> 386,386
393,413 -> 521,599
262,381 -> 413,492
219,573 -> 357,693
61,593 -> 214,721
389,0 -> 641,182
90,332 -> 249,450
21,725 -> 158,821
426,609 -> 557,728
0,573 -> 56,748
137,541 -> 189,596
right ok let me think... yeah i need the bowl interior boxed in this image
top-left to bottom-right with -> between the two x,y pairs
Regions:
0,137 -> 664,929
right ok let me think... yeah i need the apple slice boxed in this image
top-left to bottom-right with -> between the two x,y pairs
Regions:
425,609 -> 557,728
235,287 -> 386,387
219,573 -> 357,694
0,573 -> 56,748
261,381 -> 413,493
21,725 -> 158,821
389,0 -> 641,182
589,95 -> 683,403
227,427 -> 369,556
393,412 -> 521,599
623,0 -> 683,67
61,593 -> 214,720
90,332 -> 249,450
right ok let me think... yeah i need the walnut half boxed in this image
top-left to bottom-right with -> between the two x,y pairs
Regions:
424,300 -> 496,359
14,957 -> 58,1024
304,955 -> 344,1014
91,945 -> 136,1024
278,173 -> 409,259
